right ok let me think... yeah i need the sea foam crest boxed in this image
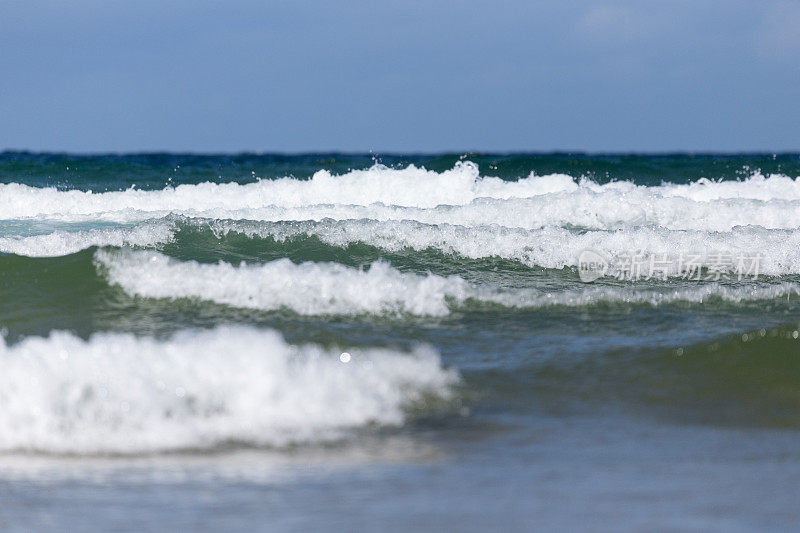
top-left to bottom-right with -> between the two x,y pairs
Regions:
95,248 -> 496,316
0,219 -> 176,257
180,193 -> 800,232
3,164 -> 800,231
95,249 -> 800,314
0,162 -> 565,219
0,326 -> 457,454
200,218 -> 800,275
2,214 -> 800,277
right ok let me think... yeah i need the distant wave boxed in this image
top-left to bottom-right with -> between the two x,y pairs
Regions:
2,163 -> 800,231
0,326 -> 457,454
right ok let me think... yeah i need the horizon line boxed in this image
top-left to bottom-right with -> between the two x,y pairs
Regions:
2,149 -> 799,158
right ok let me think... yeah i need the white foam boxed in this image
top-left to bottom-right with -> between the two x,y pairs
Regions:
3,164 -> 800,231
176,194 -> 800,232
95,249 -> 498,316
95,249 -> 800,314
3,210 -> 798,278
0,219 -> 176,257
534,282 -> 800,307
0,326 -> 457,454
198,218 -> 800,276
659,173 -> 800,202
0,162 -> 533,219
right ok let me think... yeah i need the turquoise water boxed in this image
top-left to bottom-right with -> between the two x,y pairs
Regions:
1,152 -> 800,531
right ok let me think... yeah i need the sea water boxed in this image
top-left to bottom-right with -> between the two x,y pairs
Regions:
1,152 -> 800,531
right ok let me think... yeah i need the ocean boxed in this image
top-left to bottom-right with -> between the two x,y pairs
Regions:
1,152 -> 800,531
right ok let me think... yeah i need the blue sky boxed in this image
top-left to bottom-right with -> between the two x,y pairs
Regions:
1,1 -> 798,152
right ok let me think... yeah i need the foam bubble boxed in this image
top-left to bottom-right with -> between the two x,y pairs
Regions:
0,326 -> 457,454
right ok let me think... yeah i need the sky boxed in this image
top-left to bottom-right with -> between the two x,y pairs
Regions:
1,0 -> 798,153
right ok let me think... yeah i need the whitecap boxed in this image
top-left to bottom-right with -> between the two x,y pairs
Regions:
0,326 -> 457,454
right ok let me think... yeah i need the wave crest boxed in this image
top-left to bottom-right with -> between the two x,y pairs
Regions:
0,326 -> 458,454
2,164 -> 800,231
94,249 -> 800,315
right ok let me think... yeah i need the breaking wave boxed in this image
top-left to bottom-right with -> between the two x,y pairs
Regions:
0,219 -> 176,257
2,163 -> 800,231
192,218 -> 800,276
0,326 -> 458,454
2,215 -> 800,278
94,249 -> 800,315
